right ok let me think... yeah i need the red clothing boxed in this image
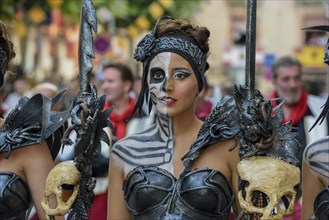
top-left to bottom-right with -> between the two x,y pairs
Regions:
88,191 -> 108,220
195,100 -> 212,120
283,201 -> 301,220
268,90 -> 308,126
104,97 -> 136,140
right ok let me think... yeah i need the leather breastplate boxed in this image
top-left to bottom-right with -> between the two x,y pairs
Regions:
314,186 -> 329,220
124,166 -> 233,220
0,172 -> 32,220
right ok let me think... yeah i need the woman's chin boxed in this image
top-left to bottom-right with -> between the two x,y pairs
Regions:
156,106 -> 168,116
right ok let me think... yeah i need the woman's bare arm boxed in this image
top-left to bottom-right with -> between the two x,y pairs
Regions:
21,142 -> 64,220
107,158 -> 131,220
302,160 -> 324,219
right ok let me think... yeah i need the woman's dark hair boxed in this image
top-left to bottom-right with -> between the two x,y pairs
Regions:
156,18 -> 210,57
0,21 -> 16,83
131,18 -> 210,118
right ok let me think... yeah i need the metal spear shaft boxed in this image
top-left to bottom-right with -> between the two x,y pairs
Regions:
245,0 -> 257,99
245,2 -> 257,218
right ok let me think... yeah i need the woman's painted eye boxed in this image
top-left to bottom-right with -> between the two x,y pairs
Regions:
173,70 -> 192,80
150,67 -> 165,83
154,72 -> 164,80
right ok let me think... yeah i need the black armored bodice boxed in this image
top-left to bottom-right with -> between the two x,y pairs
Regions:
122,97 -> 242,219
124,166 -> 233,220
0,172 -> 32,220
314,186 -> 329,220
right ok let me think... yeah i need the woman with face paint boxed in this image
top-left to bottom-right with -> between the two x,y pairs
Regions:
107,17 -> 241,219
0,21 -> 67,220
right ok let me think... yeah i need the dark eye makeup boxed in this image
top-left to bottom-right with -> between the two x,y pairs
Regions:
150,67 -> 165,83
173,69 -> 192,80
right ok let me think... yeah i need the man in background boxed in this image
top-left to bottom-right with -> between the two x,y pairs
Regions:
101,63 -> 135,141
269,56 -> 329,166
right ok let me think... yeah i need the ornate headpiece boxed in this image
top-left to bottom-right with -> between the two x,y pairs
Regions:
134,26 -> 207,83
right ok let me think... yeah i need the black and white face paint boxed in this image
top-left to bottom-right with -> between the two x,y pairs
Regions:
148,52 -> 172,115
111,52 -> 177,175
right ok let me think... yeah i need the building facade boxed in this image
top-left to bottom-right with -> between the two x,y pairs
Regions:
193,0 -> 328,95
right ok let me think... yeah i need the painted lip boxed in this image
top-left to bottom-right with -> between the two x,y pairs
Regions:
158,96 -> 177,105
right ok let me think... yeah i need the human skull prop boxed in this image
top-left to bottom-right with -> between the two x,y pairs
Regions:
42,160 -> 81,216
237,156 -> 300,219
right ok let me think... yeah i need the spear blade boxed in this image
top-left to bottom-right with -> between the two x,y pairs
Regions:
78,0 -> 97,93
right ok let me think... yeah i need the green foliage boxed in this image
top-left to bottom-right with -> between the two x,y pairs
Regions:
61,1 -> 82,23
101,0 -> 202,28
0,0 -> 15,20
0,0 -> 202,29
0,0 -> 50,24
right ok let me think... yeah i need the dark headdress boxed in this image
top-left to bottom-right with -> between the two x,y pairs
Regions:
132,16 -> 208,117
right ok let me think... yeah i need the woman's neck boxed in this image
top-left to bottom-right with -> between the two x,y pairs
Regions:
155,107 -> 202,139
173,109 -> 202,136
155,113 -> 173,140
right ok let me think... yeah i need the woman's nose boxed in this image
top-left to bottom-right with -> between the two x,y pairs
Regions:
162,77 -> 174,92
161,78 -> 167,92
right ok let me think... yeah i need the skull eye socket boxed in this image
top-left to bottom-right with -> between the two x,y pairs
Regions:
60,184 -> 75,203
279,194 -> 293,210
239,179 -> 250,200
251,191 -> 269,208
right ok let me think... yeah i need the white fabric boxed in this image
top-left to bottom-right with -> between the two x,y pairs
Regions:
305,95 -> 328,144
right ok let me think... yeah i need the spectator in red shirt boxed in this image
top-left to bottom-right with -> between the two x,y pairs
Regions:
101,63 -> 135,141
